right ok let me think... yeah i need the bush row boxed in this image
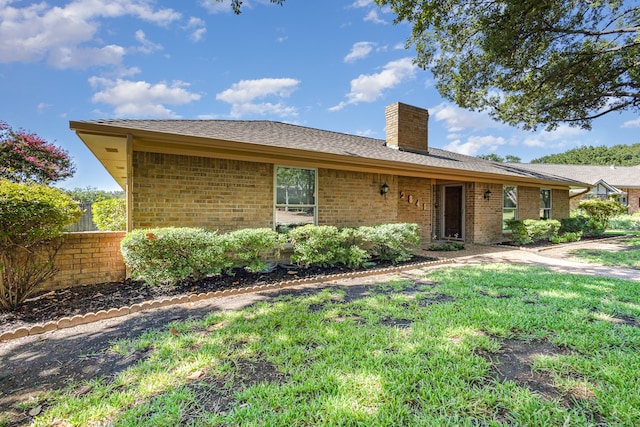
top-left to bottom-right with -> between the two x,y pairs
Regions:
121,223 -> 420,285
505,216 -> 605,246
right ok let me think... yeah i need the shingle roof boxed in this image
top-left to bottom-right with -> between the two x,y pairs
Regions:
74,119 -> 587,186
517,163 -> 640,188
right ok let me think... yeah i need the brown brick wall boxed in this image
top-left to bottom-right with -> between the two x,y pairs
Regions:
551,189 -> 570,219
132,152 -> 274,232
466,182 -> 504,244
385,103 -> 429,152
318,170 -> 397,227
622,188 -> 640,214
397,176 -> 432,244
40,232 -> 126,291
518,186 -> 540,220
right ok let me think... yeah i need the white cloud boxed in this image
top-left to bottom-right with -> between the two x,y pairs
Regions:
430,102 -> 503,132
363,9 -> 386,24
622,117 -> 640,128
350,0 -> 374,7
216,78 -> 300,118
89,77 -> 201,118
0,0 -> 180,68
444,135 -> 506,156
185,17 -> 207,42
134,30 -> 163,54
344,41 -> 375,63
330,57 -> 416,111
519,124 -> 587,149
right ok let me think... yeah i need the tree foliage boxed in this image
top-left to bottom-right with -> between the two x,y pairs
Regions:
64,186 -> 125,204
477,154 -> 521,163
0,180 -> 82,308
92,198 -> 126,231
531,143 -> 640,165
213,0 -> 284,14
374,0 -> 640,130
0,121 -> 75,184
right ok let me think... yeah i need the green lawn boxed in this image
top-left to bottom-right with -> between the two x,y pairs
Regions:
571,235 -> 640,269
29,264 -> 640,427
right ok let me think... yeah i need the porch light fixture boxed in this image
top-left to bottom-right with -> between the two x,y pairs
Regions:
380,183 -> 389,196
484,189 -> 492,200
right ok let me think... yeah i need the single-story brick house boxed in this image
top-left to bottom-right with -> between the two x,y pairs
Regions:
517,164 -> 640,214
69,102 -> 586,246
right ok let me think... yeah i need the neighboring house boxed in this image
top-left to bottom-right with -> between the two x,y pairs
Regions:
517,164 -> 640,214
69,102 -> 586,246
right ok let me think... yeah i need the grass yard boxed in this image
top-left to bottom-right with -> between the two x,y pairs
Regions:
26,264 -> 639,427
571,235 -> 640,269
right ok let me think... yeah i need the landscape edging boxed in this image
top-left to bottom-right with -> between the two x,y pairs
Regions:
0,258 -> 453,342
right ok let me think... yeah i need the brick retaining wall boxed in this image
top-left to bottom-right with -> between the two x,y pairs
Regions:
40,231 -> 126,291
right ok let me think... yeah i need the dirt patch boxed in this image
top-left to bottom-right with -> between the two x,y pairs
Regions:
182,359 -> 286,424
485,339 -> 568,400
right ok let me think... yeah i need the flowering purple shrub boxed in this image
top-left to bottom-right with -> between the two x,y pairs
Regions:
0,121 -> 75,184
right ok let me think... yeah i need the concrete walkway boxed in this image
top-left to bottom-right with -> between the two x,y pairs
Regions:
422,239 -> 639,282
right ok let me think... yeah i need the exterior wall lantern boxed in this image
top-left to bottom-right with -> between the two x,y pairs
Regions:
380,183 -> 390,196
484,189 -> 492,200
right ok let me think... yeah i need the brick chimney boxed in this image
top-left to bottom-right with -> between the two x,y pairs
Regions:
385,102 -> 429,153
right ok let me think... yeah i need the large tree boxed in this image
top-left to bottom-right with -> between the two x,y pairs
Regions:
375,0 -> 639,130
531,143 -> 640,165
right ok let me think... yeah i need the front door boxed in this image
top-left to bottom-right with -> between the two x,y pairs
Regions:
443,185 -> 463,239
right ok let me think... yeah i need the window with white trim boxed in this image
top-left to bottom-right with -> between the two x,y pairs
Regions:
540,189 -> 552,219
275,166 -> 316,231
503,186 -> 517,230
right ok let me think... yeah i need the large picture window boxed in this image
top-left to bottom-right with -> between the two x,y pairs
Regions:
503,186 -> 517,230
540,189 -> 552,219
275,166 -> 317,230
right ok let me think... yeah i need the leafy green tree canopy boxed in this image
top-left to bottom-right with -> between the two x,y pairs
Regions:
477,154 -> 521,163
531,143 -> 640,165
64,186 -> 125,204
374,0 -> 640,130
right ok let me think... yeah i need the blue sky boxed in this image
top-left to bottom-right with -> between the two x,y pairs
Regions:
1,0 -> 638,191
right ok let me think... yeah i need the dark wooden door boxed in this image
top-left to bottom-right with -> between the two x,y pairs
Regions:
444,186 -> 463,238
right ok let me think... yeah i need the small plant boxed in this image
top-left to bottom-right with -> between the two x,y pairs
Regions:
92,198 -> 126,231
428,242 -> 465,251
550,231 -> 582,244
608,214 -> 640,231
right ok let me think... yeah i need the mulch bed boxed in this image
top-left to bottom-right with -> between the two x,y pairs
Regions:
0,256 -> 436,335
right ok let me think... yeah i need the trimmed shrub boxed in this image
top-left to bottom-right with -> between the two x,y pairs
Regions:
223,228 -> 285,273
288,223 -> 421,268
92,198 -> 126,231
560,215 -> 604,237
121,228 -> 229,285
505,219 -> 561,245
359,223 -> 421,263
0,180 -> 82,308
578,199 -> 627,232
288,225 -> 369,268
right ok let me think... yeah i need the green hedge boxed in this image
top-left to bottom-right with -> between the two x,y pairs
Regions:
560,216 -> 605,237
505,219 -> 561,245
121,223 -> 421,285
